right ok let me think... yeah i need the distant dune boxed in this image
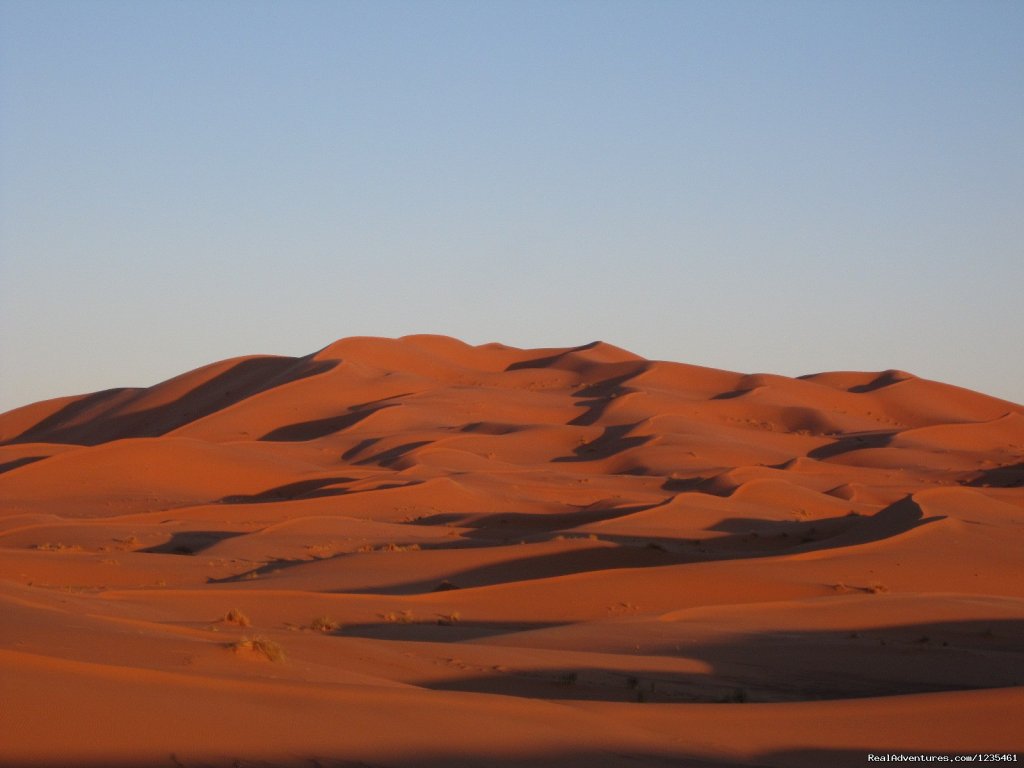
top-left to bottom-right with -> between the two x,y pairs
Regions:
1,335 -> 1022,767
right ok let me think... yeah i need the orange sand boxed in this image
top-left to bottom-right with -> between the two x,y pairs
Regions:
1,335 -> 1021,767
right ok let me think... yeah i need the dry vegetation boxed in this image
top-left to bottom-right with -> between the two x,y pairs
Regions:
33,542 -> 81,552
382,610 -> 416,624
309,616 -> 339,632
221,608 -> 251,627
229,636 -> 285,662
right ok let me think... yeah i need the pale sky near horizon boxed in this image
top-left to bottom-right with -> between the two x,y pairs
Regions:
1,0 -> 1022,413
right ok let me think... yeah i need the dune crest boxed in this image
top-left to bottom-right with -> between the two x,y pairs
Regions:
1,335 -> 1022,767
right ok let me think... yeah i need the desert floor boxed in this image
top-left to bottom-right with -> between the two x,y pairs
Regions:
1,335 -> 1022,767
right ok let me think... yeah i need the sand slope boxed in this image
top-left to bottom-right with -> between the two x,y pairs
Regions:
1,335 -> 1022,767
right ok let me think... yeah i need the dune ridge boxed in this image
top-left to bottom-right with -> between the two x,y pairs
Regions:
1,335 -> 1022,767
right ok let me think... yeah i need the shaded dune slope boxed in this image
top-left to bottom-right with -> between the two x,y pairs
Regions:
1,335 -> 1022,767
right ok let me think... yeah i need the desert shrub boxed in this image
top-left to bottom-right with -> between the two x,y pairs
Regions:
223,608 -> 251,627
230,636 -> 284,662
380,542 -> 421,552
34,542 -> 81,552
382,610 -> 416,624
310,616 -> 338,632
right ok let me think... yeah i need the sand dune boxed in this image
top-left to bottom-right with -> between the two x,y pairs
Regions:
1,335 -> 1021,767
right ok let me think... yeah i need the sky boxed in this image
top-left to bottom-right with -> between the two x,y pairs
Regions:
1,0 -> 1022,412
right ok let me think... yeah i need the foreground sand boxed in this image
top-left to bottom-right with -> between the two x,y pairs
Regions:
1,335 -> 1022,767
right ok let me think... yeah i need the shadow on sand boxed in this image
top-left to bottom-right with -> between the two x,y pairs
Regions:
4,357 -> 337,446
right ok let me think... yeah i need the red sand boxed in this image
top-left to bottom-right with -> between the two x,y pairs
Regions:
0,335 -> 1021,767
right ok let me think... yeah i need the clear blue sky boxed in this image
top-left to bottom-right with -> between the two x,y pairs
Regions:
1,0 -> 1022,412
